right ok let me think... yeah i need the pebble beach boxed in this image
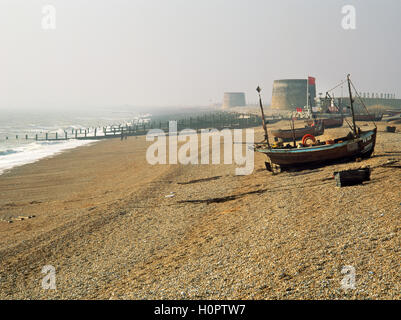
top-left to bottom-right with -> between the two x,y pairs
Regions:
0,121 -> 400,300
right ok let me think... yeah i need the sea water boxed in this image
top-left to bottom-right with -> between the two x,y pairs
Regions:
0,108 -> 144,175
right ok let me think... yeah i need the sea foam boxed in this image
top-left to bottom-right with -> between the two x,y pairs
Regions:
0,139 -> 97,175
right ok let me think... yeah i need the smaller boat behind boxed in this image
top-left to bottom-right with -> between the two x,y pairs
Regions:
306,117 -> 343,128
354,114 -> 383,122
271,120 -> 324,142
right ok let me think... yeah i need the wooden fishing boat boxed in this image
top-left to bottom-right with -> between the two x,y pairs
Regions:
320,117 -> 343,128
354,114 -> 383,121
254,75 -> 378,170
271,120 -> 324,141
255,128 -> 376,168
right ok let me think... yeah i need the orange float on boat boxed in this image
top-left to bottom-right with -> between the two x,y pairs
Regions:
302,134 -> 316,146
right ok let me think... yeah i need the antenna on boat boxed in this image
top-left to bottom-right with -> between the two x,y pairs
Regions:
256,86 -> 270,148
347,74 -> 358,137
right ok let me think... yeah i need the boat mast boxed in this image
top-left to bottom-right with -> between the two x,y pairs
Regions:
256,86 -> 270,148
290,118 -> 296,147
347,74 -> 358,136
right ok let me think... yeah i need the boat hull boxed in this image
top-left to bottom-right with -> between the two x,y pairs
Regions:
306,117 -> 343,128
256,129 -> 377,168
354,114 -> 383,121
271,121 -> 324,141
322,117 -> 343,128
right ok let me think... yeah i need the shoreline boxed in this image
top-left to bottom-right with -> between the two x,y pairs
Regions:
0,139 -> 99,177
0,122 -> 400,299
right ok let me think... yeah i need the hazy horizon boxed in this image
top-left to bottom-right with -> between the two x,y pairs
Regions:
1,0 -> 400,111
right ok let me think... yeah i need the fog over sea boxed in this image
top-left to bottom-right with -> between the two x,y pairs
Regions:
0,108 -> 145,175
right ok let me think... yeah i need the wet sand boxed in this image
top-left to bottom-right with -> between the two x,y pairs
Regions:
0,121 -> 400,299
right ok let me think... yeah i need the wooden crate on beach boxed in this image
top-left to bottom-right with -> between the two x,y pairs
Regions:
334,167 -> 371,187
386,126 -> 396,133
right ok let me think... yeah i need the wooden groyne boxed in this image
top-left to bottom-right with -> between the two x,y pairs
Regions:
1,112 -> 265,142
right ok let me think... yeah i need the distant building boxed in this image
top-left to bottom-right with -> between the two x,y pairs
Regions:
222,92 -> 246,109
271,77 -> 316,111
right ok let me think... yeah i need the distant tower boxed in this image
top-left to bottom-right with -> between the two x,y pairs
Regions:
271,77 -> 316,111
222,92 -> 246,109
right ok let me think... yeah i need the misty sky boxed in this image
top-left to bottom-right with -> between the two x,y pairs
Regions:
1,0 -> 400,110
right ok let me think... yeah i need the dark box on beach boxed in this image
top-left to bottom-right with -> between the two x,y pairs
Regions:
334,167 -> 371,187
386,126 -> 396,133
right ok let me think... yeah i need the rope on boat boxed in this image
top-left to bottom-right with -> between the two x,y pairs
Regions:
326,80 -> 347,93
349,79 -> 377,129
